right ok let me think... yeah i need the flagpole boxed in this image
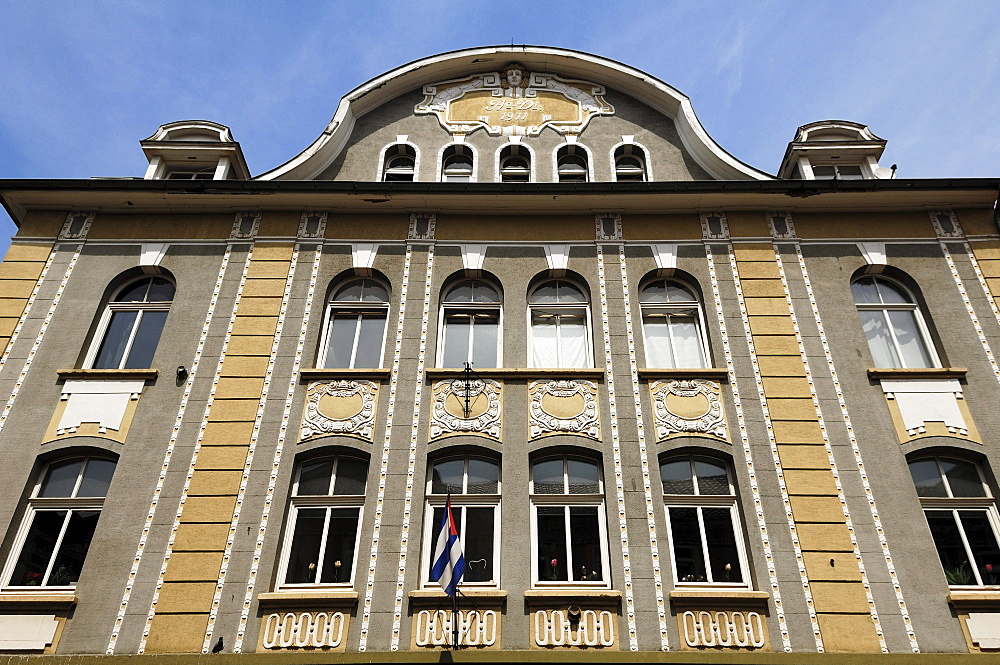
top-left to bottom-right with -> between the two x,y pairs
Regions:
452,586 -> 459,650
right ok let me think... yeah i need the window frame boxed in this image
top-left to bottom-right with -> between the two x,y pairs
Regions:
275,455 -> 369,590
527,278 -> 593,369
852,275 -> 940,369
497,144 -> 534,183
440,144 -> 475,183
436,279 -> 503,369
1,455 -> 116,590
554,144 -> 591,183
909,456 -> 1000,588
379,143 -> 418,182
638,278 -> 710,368
84,276 -> 174,370
529,455 -> 610,588
421,454 -> 502,589
661,455 -> 751,589
316,277 -> 390,369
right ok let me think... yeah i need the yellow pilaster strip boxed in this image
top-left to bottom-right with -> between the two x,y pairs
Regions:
0,242 -> 54,366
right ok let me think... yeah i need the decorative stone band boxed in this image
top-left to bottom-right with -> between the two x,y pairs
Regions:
430,378 -> 502,440
301,379 -> 378,441
414,610 -> 498,648
650,379 -> 727,441
680,610 -> 765,649
880,378 -> 971,438
261,611 -> 346,649
533,609 -> 615,648
528,379 -> 600,440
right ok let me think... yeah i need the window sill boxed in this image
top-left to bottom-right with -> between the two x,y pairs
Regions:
0,592 -> 78,608
299,368 -> 391,381
637,368 -> 729,381
524,588 -> 621,603
258,590 -> 358,608
948,590 -> 1000,610
425,368 -> 604,380
409,589 -> 507,600
669,589 -> 769,610
57,368 -> 158,381
867,367 -> 967,380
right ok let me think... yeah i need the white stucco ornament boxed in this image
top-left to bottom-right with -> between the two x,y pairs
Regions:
651,379 -> 726,440
528,379 -> 600,439
301,380 -> 378,441
430,378 -> 502,440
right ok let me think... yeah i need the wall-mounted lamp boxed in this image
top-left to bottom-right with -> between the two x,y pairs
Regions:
176,365 -> 189,381
567,605 -> 582,626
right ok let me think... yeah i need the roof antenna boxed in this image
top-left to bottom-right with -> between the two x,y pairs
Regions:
890,164 -> 897,179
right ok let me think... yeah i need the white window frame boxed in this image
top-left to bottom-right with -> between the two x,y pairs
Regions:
495,143 -> 536,183
436,279 -> 503,368
83,277 -> 174,369
275,456 -> 368,590
638,278 -> 710,368
529,456 -> 610,588
1,456 -> 114,590
911,457 -> 1000,588
853,275 -> 940,369
316,278 -> 390,369
527,279 -> 593,369
662,456 -> 751,589
438,143 -> 478,183
552,143 -> 594,183
377,141 -> 420,182
609,140 -> 654,182
420,455 -> 502,589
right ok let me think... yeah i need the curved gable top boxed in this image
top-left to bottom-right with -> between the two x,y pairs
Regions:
256,46 -> 773,181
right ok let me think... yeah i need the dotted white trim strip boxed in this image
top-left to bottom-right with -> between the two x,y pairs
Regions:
106,246 -> 233,654
792,241 -> 919,652
944,241 -> 1000,387
0,243 -> 81,436
358,243 -> 413,652
0,244 -> 56,373
596,245 -> 639,652
773,243 -> 887,653
138,245 -> 254,653
616,245 -> 669,650
203,245 -> 300,653
965,243 -> 1000,336
233,244 -> 322,653
704,243 -> 792,653
388,244 -> 434,652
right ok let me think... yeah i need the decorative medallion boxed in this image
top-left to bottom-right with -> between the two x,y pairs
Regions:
430,378 -> 502,441
528,379 -> 600,440
415,63 -> 614,137
301,380 -> 378,441
650,379 -> 726,440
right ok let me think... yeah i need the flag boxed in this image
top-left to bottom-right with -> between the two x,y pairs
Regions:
430,495 -> 465,596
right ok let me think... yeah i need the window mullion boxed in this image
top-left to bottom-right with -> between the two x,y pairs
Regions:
882,309 -> 905,367
41,510 -> 73,586
119,309 -> 144,369
349,314 -> 363,368
952,508 -> 984,585
314,506 -> 333,583
467,314 -> 476,365
563,505 -> 574,581
696,506 -> 714,584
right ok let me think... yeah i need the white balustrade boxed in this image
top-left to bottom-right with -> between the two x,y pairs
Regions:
681,610 -> 765,648
533,609 -> 615,647
414,609 -> 498,647
262,611 -> 345,649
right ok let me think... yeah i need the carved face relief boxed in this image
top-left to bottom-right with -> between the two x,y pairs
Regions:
301,380 -> 378,441
504,65 -> 524,89
430,378 -> 502,441
650,379 -> 726,440
528,379 -> 600,440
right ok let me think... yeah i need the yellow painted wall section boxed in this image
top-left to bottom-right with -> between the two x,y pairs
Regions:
793,211 -> 936,240
969,240 -> 1000,314
955,208 -> 996,237
146,243 -> 294,653
625,214 -> 703,241
0,242 -> 53,356
734,244 -> 881,652
87,213 -> 234,240
435,214 -> 594,241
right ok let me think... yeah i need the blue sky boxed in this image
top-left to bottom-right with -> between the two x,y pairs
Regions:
1,1 -> 998,256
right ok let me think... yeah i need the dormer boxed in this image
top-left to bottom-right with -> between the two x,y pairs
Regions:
141,120 -> 250,180
778,120 -> 892,180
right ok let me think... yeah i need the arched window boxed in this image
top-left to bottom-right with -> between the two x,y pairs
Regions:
852,275 -> 938,368
908,456 -> 1000,586
318,278 -> 389,369
499,145 -> 530,182
556,145 -> 589,182
382,144 -> 416,182
614,144 -> 647,181
441,145 -> 473,182
531,455 -> 608,586
423,455 -> 500,587
438,279 -> 501,368
2,455 -> 116,588
661,455 -> 749,587
639,278 -> 709,368
278,455 -> 368,587
87,276 -> 174,369
528,279 -> 591,368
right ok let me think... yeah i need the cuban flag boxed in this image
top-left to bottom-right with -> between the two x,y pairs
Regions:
430,495 -> 465,596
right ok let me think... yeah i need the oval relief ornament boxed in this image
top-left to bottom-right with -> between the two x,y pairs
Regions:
430,378 -> 502,441
301,380 -> 378,441
528,379 -> 600,440
651,379 -> 726,440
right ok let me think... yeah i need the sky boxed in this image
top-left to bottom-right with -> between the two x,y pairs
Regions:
1,1 -> 998,256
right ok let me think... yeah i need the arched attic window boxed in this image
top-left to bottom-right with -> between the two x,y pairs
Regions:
441,145 -> 473,182
87,275 -> 175,369
556,145 -> 589,182
614,144 -> 647,182
438,278 -> 502,368
639,278 -> 709,368
528,278 -> 592,368
382,145 -> 416,182
499,145 -> 530,183
852,274 -> 939,368
318,278 -> 390,369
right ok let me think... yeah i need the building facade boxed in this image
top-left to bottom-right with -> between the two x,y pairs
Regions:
0,46 -> 998,660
